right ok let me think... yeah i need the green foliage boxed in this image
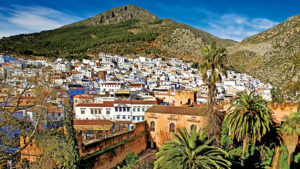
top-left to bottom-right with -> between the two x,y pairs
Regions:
281,112 -> 300,135
63,103 -> 81,168
154,127 -> 231,169
279,145 -> 290,169
148,19 -> 163,25
271,88 -> 285,103
0,19 -> 158,58
226,91 -> 273,160
34,130 -> 80,169
294,152 -> 300,163
191,62 -> 198,69
228,146 -> 243,159
259,146 -> 274,166
117,151 -> 140,169
125,152 -> 139,166
199,41 -> 228,141
220,115 -> 233,151
199,41 -> 227,87
227,91 -> 272,142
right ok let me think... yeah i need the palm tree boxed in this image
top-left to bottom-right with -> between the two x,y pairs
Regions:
154,127 -> 231,169
198,41 -> 227,140
226,91 -> 273,159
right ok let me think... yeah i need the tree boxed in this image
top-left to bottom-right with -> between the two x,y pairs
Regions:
271,88 -> 284,103
281,112 -> 300,164
124,151 -> 139,166
0,71 -> 51,164
32,130 -> 80,169
154,127 -> 231,169
226,91 -> 273,159
63,102 -> 81,168
198,41 -> 227,142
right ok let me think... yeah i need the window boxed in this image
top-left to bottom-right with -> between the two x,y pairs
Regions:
133,116 -> 136,121
122,115 -> 126,119
58,113 -> 61,117
117,115 -> 120,119
123,107 -> 126,112
142,116 -> 144,121
137,107 -> 140,112
91,109 -> 94,114
98,109 -> 102,114
142,107 -> 145,112
128,115 -> 131,119
137,117 -> 140,121
150,121 -> 155,131
127,107 -> 130,111
133,107 -> 136,112
106,108 -> 111,115
115,107 -> 118,112
81,109 -> 85,114
169,123 -> 175,133
120,107 -> 122,112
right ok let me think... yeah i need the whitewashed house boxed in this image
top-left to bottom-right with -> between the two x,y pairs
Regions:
75,101 -> 115,121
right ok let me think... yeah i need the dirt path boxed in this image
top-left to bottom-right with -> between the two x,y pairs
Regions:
139,149 -> 157,163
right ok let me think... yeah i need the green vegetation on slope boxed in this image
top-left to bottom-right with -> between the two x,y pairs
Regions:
0,19 -> 159,59
0,5 -> 235,61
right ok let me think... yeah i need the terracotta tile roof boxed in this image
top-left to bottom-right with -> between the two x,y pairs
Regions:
76,101 -> 114,107
114,100 -> 131,104
193,104 -> 224,110
128,83 -> 143,87
74,94 -> 93,99
131,100 -> 157,105
69,87 -> 85,90
146,105 -> 208,116
102,82 -> 121,85
114,100 -> 157,105
73,119 -> 113,125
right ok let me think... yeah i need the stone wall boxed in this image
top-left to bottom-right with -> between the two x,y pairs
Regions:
268,103 -> 298,122
92,133 -> 147,169
20,136 -> 42,162
174,90 -> 195,106
78,121 -> 148,169
145,112 -> 208,148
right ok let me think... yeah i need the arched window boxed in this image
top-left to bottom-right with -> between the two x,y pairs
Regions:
169,123 -> 175,133
190,125 -> 197,132
150,121 -> 155,131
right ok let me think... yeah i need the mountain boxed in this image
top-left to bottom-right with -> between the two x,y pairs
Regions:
0,5 -> 298,88
0,4 -> 235,61
227,15 -> 300,87
65,5 -> 158,26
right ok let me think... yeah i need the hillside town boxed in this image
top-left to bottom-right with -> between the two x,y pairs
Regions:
0,52 -> 298,169
0,1 -> 300,168
0,53 -> 273,123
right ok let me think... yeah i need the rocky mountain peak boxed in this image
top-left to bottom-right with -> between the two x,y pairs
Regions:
69,4 -> 158,26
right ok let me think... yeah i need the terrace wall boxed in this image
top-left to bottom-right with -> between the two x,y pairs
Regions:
78,121 -> 148,169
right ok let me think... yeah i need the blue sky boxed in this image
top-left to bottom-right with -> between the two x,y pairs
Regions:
0,0 -> 299,41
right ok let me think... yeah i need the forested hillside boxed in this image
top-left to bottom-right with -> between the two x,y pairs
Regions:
0,5 -> 235,61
